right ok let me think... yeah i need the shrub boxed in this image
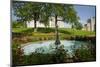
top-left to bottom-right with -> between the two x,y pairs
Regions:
73,44 -> 96,62
12,44 -> 24,66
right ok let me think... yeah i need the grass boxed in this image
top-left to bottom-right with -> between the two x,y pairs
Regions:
12,27 -> 96,44
59,28 -> 95,36
12,27 -> 95,36
12,28 -> 33,33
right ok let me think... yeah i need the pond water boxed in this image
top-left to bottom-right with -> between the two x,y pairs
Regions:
22,40 -> 93,55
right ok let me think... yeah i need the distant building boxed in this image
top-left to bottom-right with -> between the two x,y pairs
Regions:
91,17 -> 96,31
26,16 -> 65,28
87,19 -> 91,31
83,17 -> 95,31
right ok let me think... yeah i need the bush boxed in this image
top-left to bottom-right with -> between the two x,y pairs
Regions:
12,44 -> 24,66
12,42 -> 96,66
73,44 -> 96,62
12,44 -> 71,66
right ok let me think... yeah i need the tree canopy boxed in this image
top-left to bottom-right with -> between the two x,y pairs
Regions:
13,2 -> 79,27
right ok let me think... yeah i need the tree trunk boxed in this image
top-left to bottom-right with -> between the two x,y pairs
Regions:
34,13 -> 37,32
55,15 -> 61,47
34,19 -> 37,32
24,21 -> 26,28
90,21 -> 92,31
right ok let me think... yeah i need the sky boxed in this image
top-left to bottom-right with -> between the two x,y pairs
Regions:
12,4 -> 96,28
74,5 -> 96,24
64,5 -> 96,28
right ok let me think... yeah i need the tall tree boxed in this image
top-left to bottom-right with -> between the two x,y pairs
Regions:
43,4 -> 79,47
13,2 -> 47,32
13,2 -> 31,28
13,2 -> 79,47
25,2 -> 42,32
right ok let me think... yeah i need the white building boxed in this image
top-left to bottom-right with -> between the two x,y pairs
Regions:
91,17 -> 95,31
26,16 -> 65,28
87,19 -> 91,31
83,17 -> 95,31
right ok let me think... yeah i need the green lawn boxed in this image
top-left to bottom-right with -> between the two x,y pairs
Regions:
12,28 -> 95,44
12,27 -> 95,36
59,28 -> 95,36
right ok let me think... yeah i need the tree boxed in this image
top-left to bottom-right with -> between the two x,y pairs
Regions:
25,2 -> 42,32
40,4 -> 66,47
12,21 -> 24,28
13,2 -> 31,28
71,21 -> 83,30
13,2 -> 79,46
75,22 -> 83,30
42,4 -> 79,47
13,2 -> 47,32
